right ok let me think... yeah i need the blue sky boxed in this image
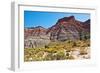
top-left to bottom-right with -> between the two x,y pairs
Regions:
24,11 -> 90,28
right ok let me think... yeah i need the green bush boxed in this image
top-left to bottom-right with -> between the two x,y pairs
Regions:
55,51 -> 66,60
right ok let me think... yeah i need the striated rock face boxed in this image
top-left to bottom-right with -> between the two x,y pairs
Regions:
24,16 -> 90,48
24,26 -> 47,39
47,16 -> 90,41
24,37 -> 50,48
24,26 -> 50,48
82,19 -> 90,32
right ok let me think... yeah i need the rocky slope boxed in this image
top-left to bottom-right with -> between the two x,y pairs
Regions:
47,16 -> 90,41
24,26 -> 50,48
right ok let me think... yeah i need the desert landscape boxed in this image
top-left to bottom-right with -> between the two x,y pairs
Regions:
24,15 -> 90,62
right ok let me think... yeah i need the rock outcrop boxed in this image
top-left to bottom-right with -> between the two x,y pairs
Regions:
24,26 -> 50,48
47,16 -> 90,41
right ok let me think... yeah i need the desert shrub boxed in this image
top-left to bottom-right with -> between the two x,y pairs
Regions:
46,48 -> 57,53
66,55 -> 75,59
72,41 -> 77,47
55,51 -> 66,60
43,53 -> 54,60
24,55 -> 30,61
66,52 -> 70,56
45,45 -> 49,48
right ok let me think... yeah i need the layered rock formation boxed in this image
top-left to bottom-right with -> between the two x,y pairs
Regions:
47,16 -> 90,41
24,26 -> 50,48
24,16 -> 90,48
